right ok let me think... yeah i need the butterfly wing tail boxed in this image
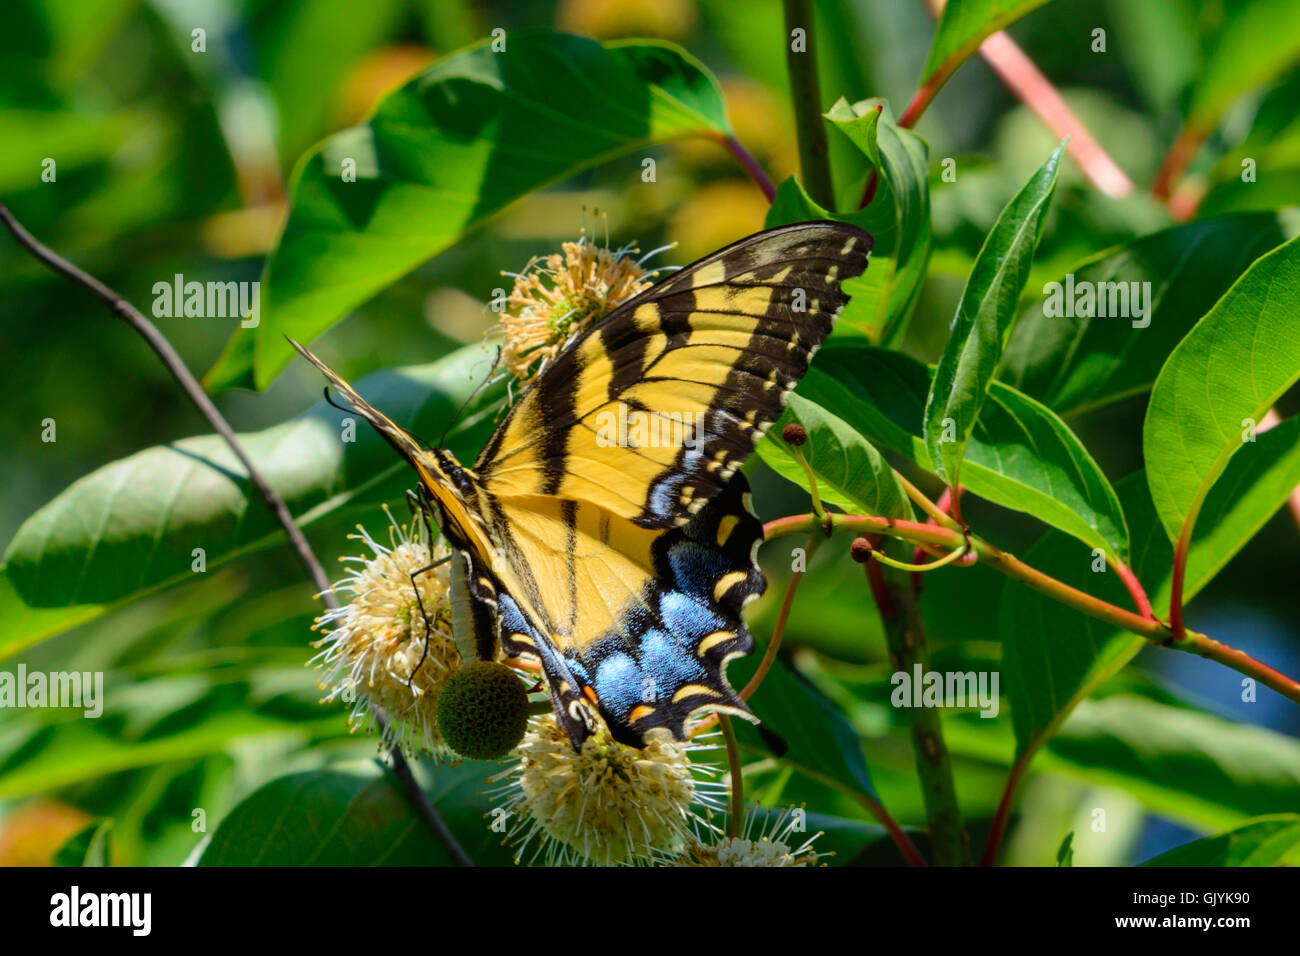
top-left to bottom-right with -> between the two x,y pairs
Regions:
288,337 -> 433,467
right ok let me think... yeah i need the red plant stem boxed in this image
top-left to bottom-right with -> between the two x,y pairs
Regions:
858,792 -> 928,867
1110,556 -> 1155,620
910,487 -> 954,594
764,512 -> 1300,705
905,0 -> 1133,198
1168,521 -> 1194,639
714,132 -> 777,202
1152,125 -> 1209,203
740,534 -> 813,701
980,751 -> 1030,865
856,169 -> 880,210
975,31 -> 1133,197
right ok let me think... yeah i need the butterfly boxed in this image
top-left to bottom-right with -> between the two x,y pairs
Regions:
291,220 -> 871,750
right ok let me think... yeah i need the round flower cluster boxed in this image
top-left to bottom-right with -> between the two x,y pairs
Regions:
495,227 -> 668,385
312,508 -> 462,757
490,715 -> 724,866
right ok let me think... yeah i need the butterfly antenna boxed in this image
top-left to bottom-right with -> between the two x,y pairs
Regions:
437,346 -> 503,447
322,386 -> 352,414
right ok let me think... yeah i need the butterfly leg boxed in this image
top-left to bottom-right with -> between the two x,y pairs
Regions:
403,487 -> 447,688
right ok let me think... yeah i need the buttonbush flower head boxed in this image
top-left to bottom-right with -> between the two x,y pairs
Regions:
495,226 -> 669,386
491,714 -> 724,866
312,506 -> 460,757
677,806 -> 826,867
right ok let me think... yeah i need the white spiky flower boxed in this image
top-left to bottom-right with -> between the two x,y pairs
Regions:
678,806 -> 827,867
312,505 -> 461,757
490,715 -> 725,866
494,225 -> 671,386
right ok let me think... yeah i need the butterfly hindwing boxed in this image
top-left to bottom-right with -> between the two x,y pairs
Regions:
572,470 -> 764,745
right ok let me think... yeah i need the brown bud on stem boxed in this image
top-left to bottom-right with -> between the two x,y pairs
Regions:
849,537 -> 874,563
782,423 -> 808,447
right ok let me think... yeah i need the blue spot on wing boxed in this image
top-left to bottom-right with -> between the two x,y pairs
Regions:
659,589 -> 728,636
639,627 -> 707,695
593,653 -> 642,721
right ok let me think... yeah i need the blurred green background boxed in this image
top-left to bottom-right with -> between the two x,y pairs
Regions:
1,0 -> 1298,866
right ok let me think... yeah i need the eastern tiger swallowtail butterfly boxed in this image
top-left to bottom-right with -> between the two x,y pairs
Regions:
291,220 -> 872,749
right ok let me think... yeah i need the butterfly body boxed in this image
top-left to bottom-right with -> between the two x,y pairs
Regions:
292,220 -> 871,749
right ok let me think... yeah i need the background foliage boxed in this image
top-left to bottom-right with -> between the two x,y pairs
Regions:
2,0 -> 1299,867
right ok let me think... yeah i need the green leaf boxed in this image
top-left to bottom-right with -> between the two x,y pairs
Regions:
54,819 -> 113,867
255,0 -> 409,165
1144,234 -> 1300,547
198,761 -> 512,866
0,566 -> 105,663
802,342 -> 1128,560
1186,0 -> 1300,131
4,344 -> 496,610
925,142 -> 1065,488
755,392 -> 912,521
1049,697 -> 1300,829
917,1 -> 1054,107
208,33 -> 731,390
0,709 -> 343,799
941,698 -> 1300,831
1002,214 -> 1290,416
824,98 -> 932,344
1055,831 -> 1073,867
1003,416 -> 1300,754
1142,814 -> 1300,867
733,653 -> 878,803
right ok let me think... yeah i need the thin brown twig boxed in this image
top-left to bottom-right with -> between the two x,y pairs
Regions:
0,201 -> 472,868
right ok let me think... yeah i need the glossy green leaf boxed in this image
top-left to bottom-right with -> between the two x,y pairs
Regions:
1055,831 -> 1073,867
1050,697 -> 1300,829
756,392 -> 912,521
198,761 -> 513,866
1186,0 -> 1300,131
925,142 -> 1065,488
1002,214 -> 1289,416
0,709 -> 343,799
825,98 -> 931,345
208,33 -> 730,390
918,1 -> 1053,105
1144,234 -> 1300,547
54,819 -> 112,867
1142,814 -> 1300,866
1003,415 -> 1300,754
0,567 -> 105,662
801,342 -> 1128,559
942,699 -> 1300,832
255,0 -> 408,165
4,343 -> 497,609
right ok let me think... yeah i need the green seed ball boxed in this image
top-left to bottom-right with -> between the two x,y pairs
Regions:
436,661 -> 530,761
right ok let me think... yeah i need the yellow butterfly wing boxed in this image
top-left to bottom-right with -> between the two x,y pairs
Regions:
471,221 -> 873,744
